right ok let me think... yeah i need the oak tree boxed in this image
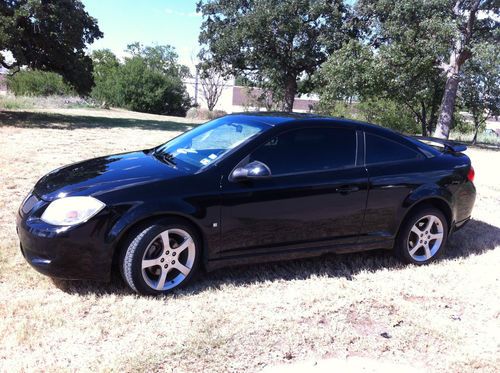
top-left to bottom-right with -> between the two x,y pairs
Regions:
0,0 -> 102,95
197,0 -> 357,112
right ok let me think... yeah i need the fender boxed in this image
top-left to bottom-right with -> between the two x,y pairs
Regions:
104,197 -> 218,264
396,183 -> 455,234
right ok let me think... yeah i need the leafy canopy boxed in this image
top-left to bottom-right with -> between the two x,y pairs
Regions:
318,0 -> 460,135
460,42 -> 500,138
197,0 -> 358,110
0,0 -> 102,95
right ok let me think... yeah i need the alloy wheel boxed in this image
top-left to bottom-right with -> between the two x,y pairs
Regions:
141,228 -> 196,291
407,214 -> 444,262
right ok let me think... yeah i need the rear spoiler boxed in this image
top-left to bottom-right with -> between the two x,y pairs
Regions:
411,136 -> 467,153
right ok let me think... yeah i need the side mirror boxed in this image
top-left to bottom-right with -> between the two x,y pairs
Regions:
230,161 -> 272,182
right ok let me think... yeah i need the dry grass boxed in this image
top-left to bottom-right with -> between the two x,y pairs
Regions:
0,108 -> 499,372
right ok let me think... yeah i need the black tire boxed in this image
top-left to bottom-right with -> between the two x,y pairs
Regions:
395,206 -> 448,265
120,218 -> 201,295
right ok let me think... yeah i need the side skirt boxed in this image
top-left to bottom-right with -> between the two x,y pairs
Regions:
204,238 -> 394,272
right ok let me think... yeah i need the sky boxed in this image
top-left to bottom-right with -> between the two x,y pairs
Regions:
82,0 -> 202,70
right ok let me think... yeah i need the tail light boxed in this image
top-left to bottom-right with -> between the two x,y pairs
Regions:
467,165 -> 475,183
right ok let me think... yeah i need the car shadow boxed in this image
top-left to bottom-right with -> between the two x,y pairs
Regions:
53,218 -> 500,297
0,110 -> 199,132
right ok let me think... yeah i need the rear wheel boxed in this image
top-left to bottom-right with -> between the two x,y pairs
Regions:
120,219 -> 200,295
395,207 -> 448,264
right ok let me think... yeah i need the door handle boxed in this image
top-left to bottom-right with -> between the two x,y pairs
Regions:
335,186 -> 360,194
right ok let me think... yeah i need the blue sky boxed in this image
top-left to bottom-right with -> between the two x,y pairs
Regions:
82,0 -> 202,69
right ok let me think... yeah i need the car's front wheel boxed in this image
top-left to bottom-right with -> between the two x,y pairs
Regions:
395,206 -> 448,265
120,219 -> 200,295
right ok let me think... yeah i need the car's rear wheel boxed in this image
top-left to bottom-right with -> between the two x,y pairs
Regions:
395,206 -> 448,264
120,219 -> 200,295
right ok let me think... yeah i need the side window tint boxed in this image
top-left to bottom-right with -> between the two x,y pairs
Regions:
250,127 -> 356,175
366,133 -> 422,164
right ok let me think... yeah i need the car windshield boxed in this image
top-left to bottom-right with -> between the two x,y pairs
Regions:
154,116 -> 269,172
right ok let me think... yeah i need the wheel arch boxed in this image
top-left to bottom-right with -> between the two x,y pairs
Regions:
110,212 -> 207,275
398,197 -> 453,236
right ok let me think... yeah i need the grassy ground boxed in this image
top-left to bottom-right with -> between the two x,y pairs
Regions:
0,94 -> 97,110
0,108 -> 499,372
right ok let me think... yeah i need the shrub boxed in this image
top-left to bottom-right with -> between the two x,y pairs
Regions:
92,55 -> 192,116
7,70 -> 74,96
186,107 -> 227,120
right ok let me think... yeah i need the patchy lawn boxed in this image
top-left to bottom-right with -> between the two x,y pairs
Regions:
0,109 -> 499,372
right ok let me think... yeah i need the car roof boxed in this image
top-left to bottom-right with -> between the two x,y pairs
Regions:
226,111 -> 394,134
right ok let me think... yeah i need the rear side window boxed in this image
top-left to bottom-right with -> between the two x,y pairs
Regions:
250,127 -> 356,175
366,133 -> 422,165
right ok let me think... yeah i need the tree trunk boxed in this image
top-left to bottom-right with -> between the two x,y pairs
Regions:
433,0 -> 481,139
471,111 -> 482,145
420,101 -> 428,136
434,73 -> 460,139
282,77 -> 297,112
472,125 -> 478,144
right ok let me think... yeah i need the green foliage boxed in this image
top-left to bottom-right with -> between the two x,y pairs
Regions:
0,0 -> 102,95
90,49 -> 120,104
7,70 -> 74,96
91,47 -> 191,116
317,0 -> 454,135
197,0 -> 358,111
127,43 -> 191,78
459,42 -> 500,142
318,98 -> 419,134
357,99 -> 420,134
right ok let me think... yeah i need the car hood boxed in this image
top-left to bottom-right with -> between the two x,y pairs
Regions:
34,151 -> 185,201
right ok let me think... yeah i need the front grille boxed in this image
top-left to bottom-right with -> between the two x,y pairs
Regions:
21,194 -> 39,214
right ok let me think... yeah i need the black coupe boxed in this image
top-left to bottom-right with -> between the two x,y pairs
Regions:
17,113 -> 476,295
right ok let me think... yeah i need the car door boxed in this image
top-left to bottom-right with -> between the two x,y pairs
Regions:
360,131 -> 428,243
217,125 -> 369,257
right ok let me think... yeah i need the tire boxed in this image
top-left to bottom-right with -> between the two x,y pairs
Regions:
120,218 -> 201,295
395,206 -> 448,265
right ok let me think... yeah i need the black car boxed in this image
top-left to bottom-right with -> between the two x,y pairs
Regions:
17,113 -> 476,295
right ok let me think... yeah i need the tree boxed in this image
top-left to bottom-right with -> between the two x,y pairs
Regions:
199,65 -> 226,111
126,43 -> 191,79
460,42 -> 500,143
91,49 -> 120,105
90,47 -> 192,116
434,0 -> 499,139
317,1 -> 449,136
197,0 -> 357,112
0,0 -> 102,95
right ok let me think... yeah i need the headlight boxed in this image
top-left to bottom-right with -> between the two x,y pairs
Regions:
41,196 -> 105,226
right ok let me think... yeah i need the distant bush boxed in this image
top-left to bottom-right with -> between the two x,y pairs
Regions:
112,58 -> 191,116
91,47 -> 192,116
186,107 -> 227,120
7,70 -> 74,96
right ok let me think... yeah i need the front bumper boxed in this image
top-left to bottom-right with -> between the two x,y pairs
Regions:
16,205 -> 114,282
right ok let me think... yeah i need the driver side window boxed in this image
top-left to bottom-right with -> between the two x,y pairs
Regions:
249,127 -> 357,175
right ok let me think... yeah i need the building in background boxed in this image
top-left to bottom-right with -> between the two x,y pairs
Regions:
184,77 -> 318,113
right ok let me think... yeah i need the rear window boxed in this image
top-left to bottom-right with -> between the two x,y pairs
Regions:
366,133 -> 423,165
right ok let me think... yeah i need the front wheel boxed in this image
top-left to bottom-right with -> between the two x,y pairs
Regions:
120,219 -> 200,295
395,207 -> 448,265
